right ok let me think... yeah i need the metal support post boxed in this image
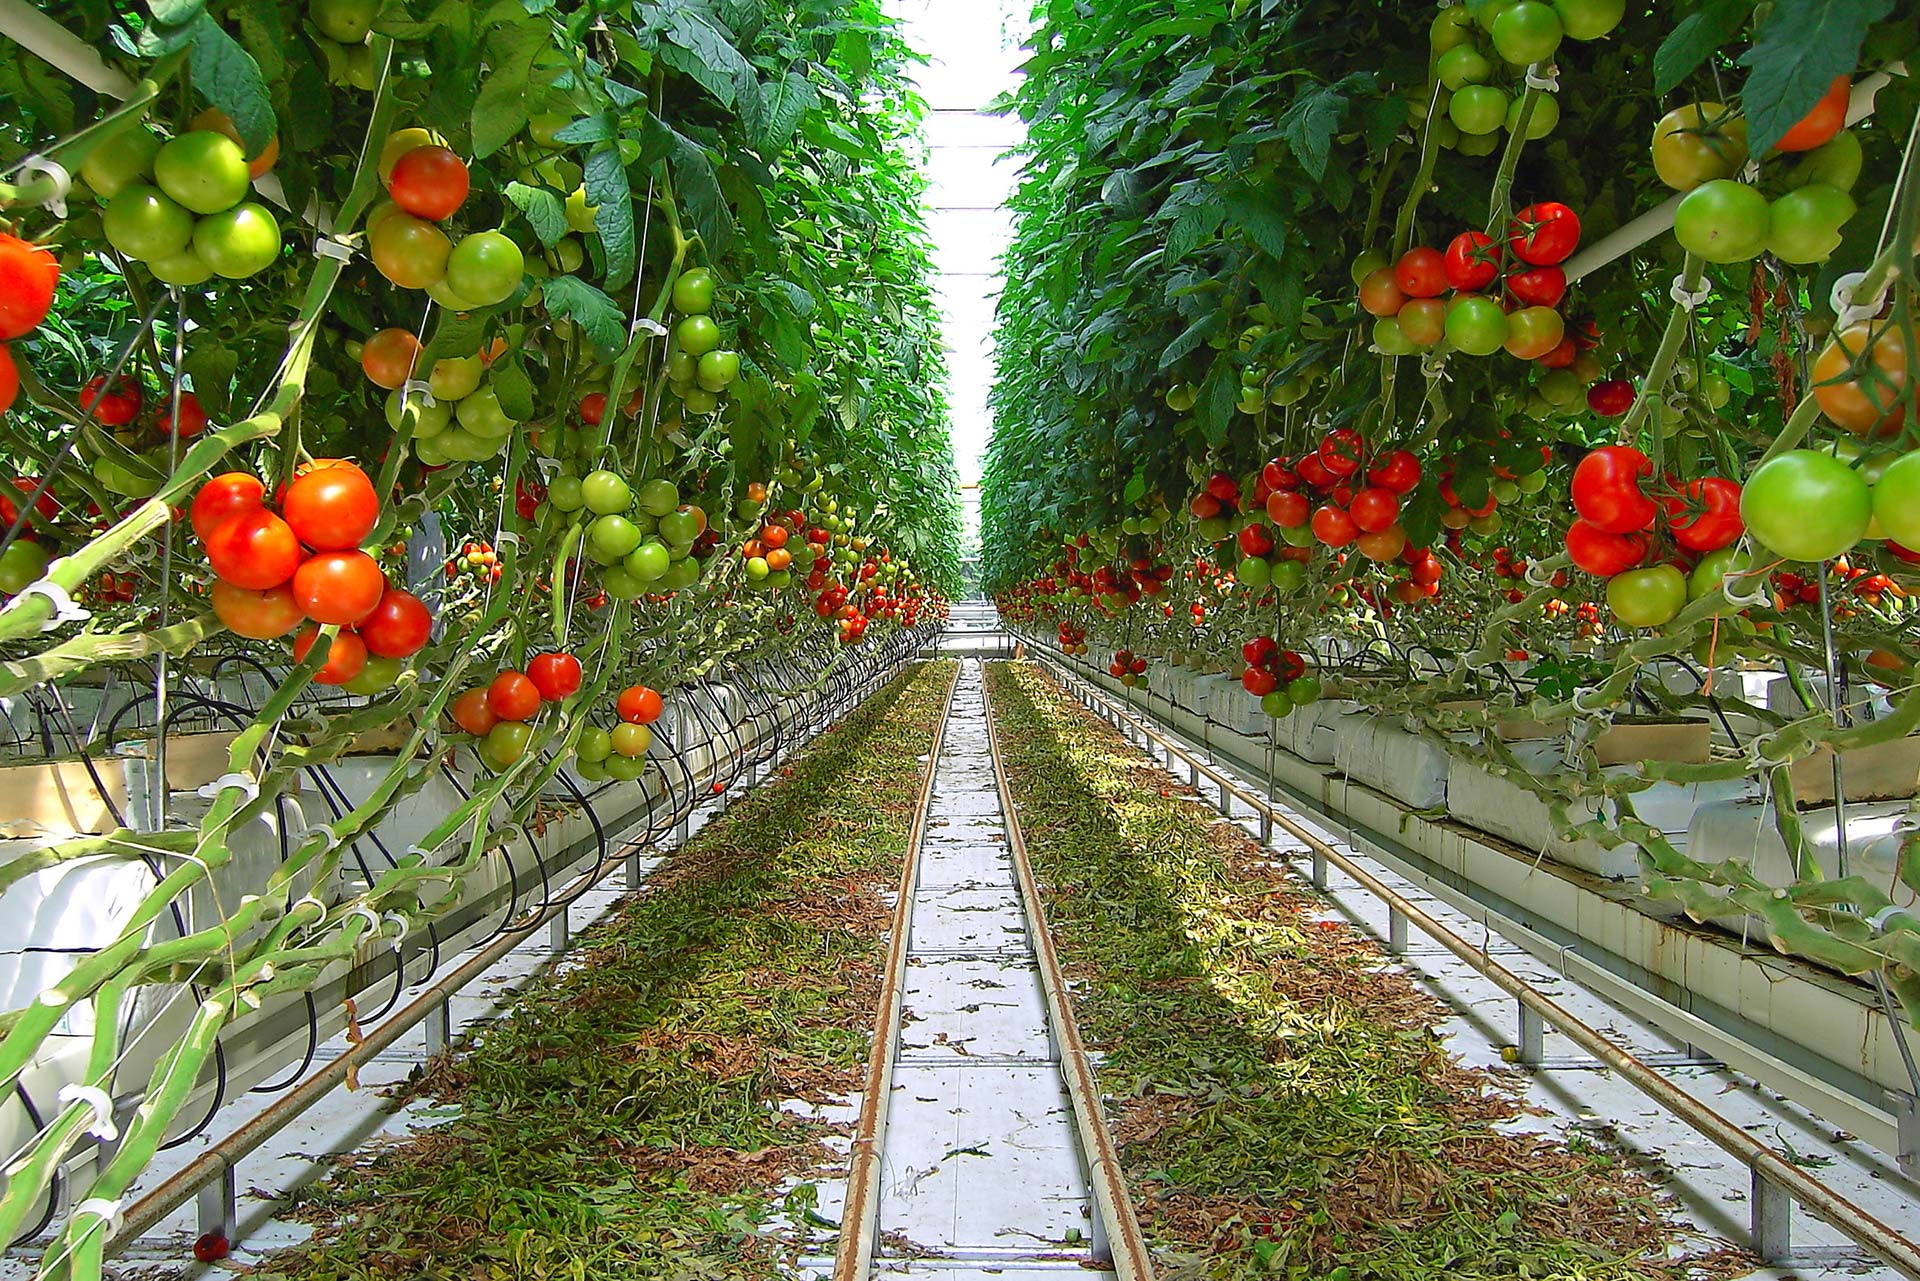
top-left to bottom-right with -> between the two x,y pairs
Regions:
1387,905 -> 1407,954
424,998 -> 451,1057
1751,1169 -> 1792,1263
1517,1002 -> 1545,1066
1217,777 -> 1230,816
197,1158 -> 235,1242
1259,808 -> 1272,844
1893,1091 -> 1917,1177
549,909 -> 568,952
1310,847 -> 1328,890
625,849 -> 645,889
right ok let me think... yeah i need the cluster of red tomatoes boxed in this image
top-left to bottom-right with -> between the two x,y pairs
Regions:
1774,559 -> 1904,614
0,232 -> 59,419
79,376 -> 210,441
1108,648 -> 1149,686
369,130 -> 524,310
445,539 -> 505,584
1219,430 -> 1426,569
1238,637 -> 1324,718
192,461 -> 432,684
1565,444 -> 1746,628
1359,202 -> 1584,362
448,653 -> 585,770
573,684 -> 667,782
1057,620 -> 1088,654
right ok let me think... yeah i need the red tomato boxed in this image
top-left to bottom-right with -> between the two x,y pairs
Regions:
1393,246 -> 1446,298
1243,636 -> 1277,666
80,376 -> 141,426
291,550 -> 386,625
1571,446 -> 1656,533
283,460 -> 379,551
1565,519 -> 1650,575
1506,264 -> 1566,308
1508,202 -> 1581,266
0,234 -> 59,339
1775,75 -> 1849,152
1311,504 -> 1358,547
1367,449 -> 1422,494
192,472 -> 266,540
488,670 -> 542,721
358,586 -> 432,657
1443,230 -> 1502,291
617,684 -> 664,724
1358,268 -> 1406,317
386,146 -> 470,221
1262,459 -> 1298,491
1295,452 -> 1335,490
528,651 -> 583,699
450,687 -> 499,736
1348,486 -> 1400,533
0,343 -> 15,415
1536,337 -> 1577,368
157,391 -> 208,438
1587,378 -> 1635,416
205,508 -> 302,590
292,624 -> 368,686
1238,523 -> 1275,557
210,579 -> 304,639
1265,489 -> 1309,527
1242,666 -> 1278,696
1317,428 -> 1364,478
1664,476 -> 1743,552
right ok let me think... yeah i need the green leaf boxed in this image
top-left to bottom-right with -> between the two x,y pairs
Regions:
471,20 -> 551,158
584,145 -> 635,289
1654,0 -> 1752,94
662,128 -> 733,258
1159,312 -> 1221,371
1197,358 -> 1237,446
492,354 -> 536,420
504,181 -> 569,247
659,9 -> 752,109
186,14 -> 274,153
181,344 -> 238,417
421,310 -> 492,363
1221,187 -> 1288,261
1163,200 -> 1223,263
1278,79 -> 1350,182
1739,0 -> 1888,155
542,275 -> 627,349
752,72 -> 817,156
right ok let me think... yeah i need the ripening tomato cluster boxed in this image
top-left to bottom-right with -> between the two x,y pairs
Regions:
95,126 -> 284,285
0,232 -> 59,420
193,461 -> 432,685
1056,620 -> 1088,655
1108,648 -> 1148,686
446,540 -> 504,584
1562,445 -> 1747,630
448,653 -> 585,771
1238,637 -> 1323,719
1359,202 -> 1586,365
369,129 -> 524,311
663,267 -> 744,418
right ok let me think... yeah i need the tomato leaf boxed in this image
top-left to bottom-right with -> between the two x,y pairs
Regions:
1159,312 -> 1221,372
183,15 -> 275,154
541,276 -> 626,351
503,182 -> 569,247
751,72 -> 818,157
1197,359 -> 1238,446
584,145 -> 636,289
491,353 -> 536,421
1221,186 -> 1289,261
659,9 -> 752,109
471,19 -> 550,158
1738,0 -> 1888,156
1653,0 -> 1751,95
661,127 -> 734,259
1278,76 -> 1363,182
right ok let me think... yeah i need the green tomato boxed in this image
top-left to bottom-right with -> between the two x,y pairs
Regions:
1448,85 -> 1510,136
193,202 -> 281,278
1372,316 -> 1417,356
386,388 -> 451,436
147,244 -> 214,287
1506,90 -> 1559,139
565,187 -> 598,233
576,726 -> 613,763
680,385 -> 720,415
1701,371 -> 1731,409
1788,129 -> 1863,193
1445,294 -> 1509,356
1260,690 -> 1296,718
445,231 -> 525,306
675,314 -> 722,357
574,756 -> 610,782
1270,559 -> 1308,592
1430,6 -> 1475,51
1491,0 -> 1563,64
426,276 -> 478,311
412,432 -> 452,466
548,475 -> 586,511
456,384 -> 516,437
1516,469 -> 1548,495
662,555 -> 700,590
309,0 -> 376,43
673,267 -> 717,315
601,564 -> 645,598
1237,555 -> 1271,587
1491,478 -> 1521,504
636,477 -> 679,518
552,236 -> 585,274
1436,45 -> 1492,90
605,752 -> 647,782
611,722 -> 653,757
80,128 -> 160,199
744,554 -> 770,581
154,131 -> 250,215
103,184 -> 193,261
0,540 -> 50,594
698,349 -> 742,391
1673,180 -> 1771,264
588,513 -> 643,561
1766,184 -> 1855,265
1607,565 -> 1688,629
1552,0 -> 1623,39
1688,547 -> 1741,601
625,539 -> 671,581
581,469 -> 632,515
343,655 -> 405,696
1871,451 -> 1920,549
437,427 -> 495,462
480,720 -> 533,770
1285,675 -> 1322,705
1740,449 -> 1871,561
657,508 -> 701,545
430,354 -> 484,401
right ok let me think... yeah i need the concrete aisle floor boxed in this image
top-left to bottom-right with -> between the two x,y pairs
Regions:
869,657 -> 1112,1279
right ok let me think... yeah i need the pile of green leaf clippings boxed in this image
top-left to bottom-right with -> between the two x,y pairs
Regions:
252,659 -> 955,1281
984,660 -> 1746,1281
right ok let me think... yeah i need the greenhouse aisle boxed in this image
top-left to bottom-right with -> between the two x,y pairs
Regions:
836,657 -> 1114,1278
